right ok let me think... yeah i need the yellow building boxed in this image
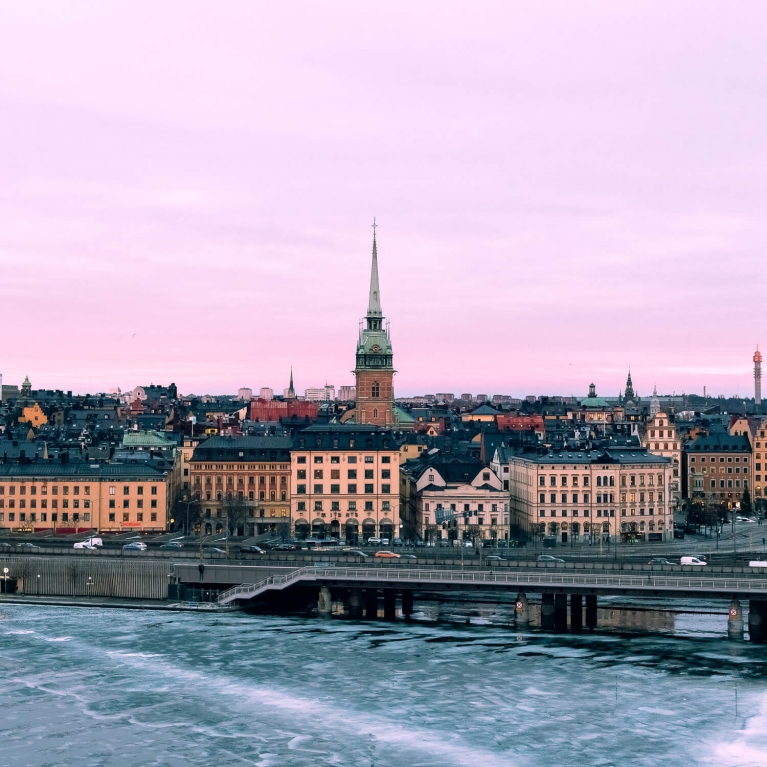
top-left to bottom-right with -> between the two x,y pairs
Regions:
0,464 -> 168,533
291,425 -> 399,543
18,402 -> 47,428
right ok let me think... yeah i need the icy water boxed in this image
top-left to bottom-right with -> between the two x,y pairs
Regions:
2,601 -> 767,767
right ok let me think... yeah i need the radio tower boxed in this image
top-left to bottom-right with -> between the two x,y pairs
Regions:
755,347 -> 762,412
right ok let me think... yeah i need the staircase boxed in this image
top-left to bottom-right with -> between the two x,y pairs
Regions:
217,566 -> 309,604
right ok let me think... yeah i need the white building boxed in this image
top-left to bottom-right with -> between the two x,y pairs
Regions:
338,385 -> 357,401
259,387 -> 273,400
238,388 -> 253,400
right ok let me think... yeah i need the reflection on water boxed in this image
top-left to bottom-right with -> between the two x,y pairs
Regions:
1,601 -> 766,767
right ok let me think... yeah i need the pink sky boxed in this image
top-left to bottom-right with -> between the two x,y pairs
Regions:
1,2 -> 766,399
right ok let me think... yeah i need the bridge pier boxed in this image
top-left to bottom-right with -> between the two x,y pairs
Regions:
728,599 -> 744,640
349,588 -> 364,620
365,589 -> 379,619
554,594 -> 568,632
541,593 -> 555,630
515,592 -> 529,626
585,595 -> 597,630
749,600 -> 767,643
401,589 -> 414,619
383,589 -> 397,621
571,594 -> 583,632
318,586 -> 332,618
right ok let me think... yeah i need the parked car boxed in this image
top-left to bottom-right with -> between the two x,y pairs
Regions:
393,538 -> 403,547
399,553 -> 417,559
537,554 -> 565,563
380,538 -> 390,545
160,541 -> 185,549
415,540 -> 425,548
484,555 -> 505,561
748,561 -> 767,568
673,528 -> 685,539
240,545 -> 265,554
736,516 -> 755,523
73,541 -> 96,549
123,542 -> 147,551
374,551 -> 400,559
647,558 -> 674,566
272,543 -> 296,552
206,547 -> 226,554
0,542 -> 11,549
342,548 -> 367,557
367,537 -> 382,546
438,540 -> 450,547
680,556 -> 707,566
17,542 -> 39,549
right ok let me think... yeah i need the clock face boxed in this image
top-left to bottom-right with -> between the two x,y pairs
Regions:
371,344 -> 380,352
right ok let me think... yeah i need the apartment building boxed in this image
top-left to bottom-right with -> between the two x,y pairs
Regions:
506,446 -> 673,543
291,425 -> 399,543
683,433 -> 751,509
0,464 -> 168,534
641,411 -> 682,509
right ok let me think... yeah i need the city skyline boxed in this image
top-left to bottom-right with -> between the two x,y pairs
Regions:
2,3 -> 767,396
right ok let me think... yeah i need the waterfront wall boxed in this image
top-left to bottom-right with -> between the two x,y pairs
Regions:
0,557 -> 171,599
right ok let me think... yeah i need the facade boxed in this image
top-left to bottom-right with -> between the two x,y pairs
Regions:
248,397 -> 319,422
0,464 -> 168,534
641,411 -> 682,509
258,387 -> 272,400
400,459 -> 509,543
238,388 -> 253,400
291,425 -> 399,543
684,434 -> 752,509
338,385 -> 356,401
752,419 -> 767,500
355,228 -> 395,426
189,435 -> 292,536
18,402 -> 48,428
507,447 -> 674,543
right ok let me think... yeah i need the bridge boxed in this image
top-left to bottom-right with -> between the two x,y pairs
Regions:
216,565 -> 767,642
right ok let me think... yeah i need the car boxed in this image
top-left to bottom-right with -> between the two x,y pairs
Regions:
240,545 -> 265,554
463,541 -> 473,548
736,517 -> 755,523
647,558 -> 674,566
17,542 -> 39,549
312,561 -> 334,567
367,537 -> 382,546
73,541 -> 96,549
343,548 -> 367,557
206,547 -> 226,554
399,553 -> 417,559
393,538 -> 403,547
484,555 -> 505,561
680,556 -> 707,566
415,540 -> 425,548
537,554 -> 565,563
673,529 -> 685,539
0,542 -> 11,549
374,550 -> 400,559
438,540 -> 450,547
123,542 -> 147,551
271,543 -> 296,551
380,538 -> 390,545
160,541 -> 185,549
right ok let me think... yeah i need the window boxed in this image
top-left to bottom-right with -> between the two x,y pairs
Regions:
123,499 -> 130,509
372,381 -> 380,398
314,501 -> 323,511
365,484 -> 374,494
381,456 -> 391,464
381,470 -> 390,479
123,512 -> 129,521
348,469 -> 357,479
314,469 -> 324,479
364,456 -> 374,463
297,484 -> 306,494
331,469 -> 340,479
137,513 -> 144,522
540,476 -> 546,487
331,501 -> 340,511
314,484 -> 324,494
297,456 -> 307,464
297,501 -> 306,511
381,484 -> 390,494
365,501 -> 373,511
123,486 -> 130,495
314,456 -> 323,463
540,493 -> 545,503
348,484 -> 357,493
137,500 -> 144,509
109,486 -> 115,495
348,501 -> 357,511
151,513 -> 157,522
331,456 -> 340,464
109,499 -> 115,508
109,513 -> 115,522
330,484 -> 340,494
365,469 -> 374,479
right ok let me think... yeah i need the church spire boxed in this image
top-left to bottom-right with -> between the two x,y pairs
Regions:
286,366 -> 295,399
367,218 -> 382,317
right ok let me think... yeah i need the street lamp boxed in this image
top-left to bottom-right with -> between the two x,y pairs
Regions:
37,573 -> 40,597
87,576 -> 93,599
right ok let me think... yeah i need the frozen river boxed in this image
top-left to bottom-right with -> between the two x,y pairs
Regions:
2,599 -> 767,766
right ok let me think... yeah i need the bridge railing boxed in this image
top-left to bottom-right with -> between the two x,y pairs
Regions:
304,567 -> 767,593
217,567 -> 312,603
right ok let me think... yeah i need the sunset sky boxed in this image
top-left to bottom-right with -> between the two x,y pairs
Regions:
1,2 -> 766,398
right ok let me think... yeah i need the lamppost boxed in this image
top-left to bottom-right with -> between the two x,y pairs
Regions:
87,576 -> 93,599
37,573 -> 40,596
2,567 -> 8,593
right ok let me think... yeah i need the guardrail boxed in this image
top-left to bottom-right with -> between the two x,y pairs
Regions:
217,567 -> 312,604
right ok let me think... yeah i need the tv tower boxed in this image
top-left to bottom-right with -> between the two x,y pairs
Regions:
755,347 -> 762,412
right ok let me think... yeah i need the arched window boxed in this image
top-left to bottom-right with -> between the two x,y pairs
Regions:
371,381 -> 380,398
373,409 -> 378,419
597,476 -> 602,487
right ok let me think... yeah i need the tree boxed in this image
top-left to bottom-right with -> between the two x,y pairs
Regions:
222,494 -> 249,537
172,491 -> 203,535
741,487 -> 753,516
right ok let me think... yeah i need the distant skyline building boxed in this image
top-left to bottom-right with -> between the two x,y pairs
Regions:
259,387 -> 274,401
338,385 -> 356,401
237,387 -> 253,400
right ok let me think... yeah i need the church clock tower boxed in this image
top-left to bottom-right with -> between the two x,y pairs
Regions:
355,221 -> 395,426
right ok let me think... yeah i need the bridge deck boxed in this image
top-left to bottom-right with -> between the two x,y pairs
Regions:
217,566 -> 767,604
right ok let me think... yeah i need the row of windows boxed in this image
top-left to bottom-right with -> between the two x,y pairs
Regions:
297,469 -> 390,480
198,490 -> 287,502
538,507 -> 663,518
198,463 -> 289,470
0,512 -> 91,523
107,500 -> 158,509
296,500 -> 392,512
425,503 -> 501,512
0,499 -> 92,509
0,485 -> 91,496
689,456 -> 748,463
296,454 -> 392,464
538,474 -> 664,488
107,512 -> 158,523
194,475 -> 286,485
296,484 -> 391,495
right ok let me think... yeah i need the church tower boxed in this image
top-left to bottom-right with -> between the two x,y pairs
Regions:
355,221 -> 395,426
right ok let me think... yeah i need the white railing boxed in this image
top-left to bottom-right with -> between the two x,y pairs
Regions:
216,566 -> 767,603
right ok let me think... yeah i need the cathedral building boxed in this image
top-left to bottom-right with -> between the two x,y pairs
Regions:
354,225 -> 395,426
